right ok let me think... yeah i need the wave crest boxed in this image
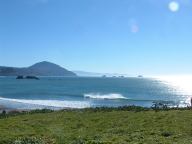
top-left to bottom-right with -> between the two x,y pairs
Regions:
84,93 -> 127,100
0,97 -> 90,109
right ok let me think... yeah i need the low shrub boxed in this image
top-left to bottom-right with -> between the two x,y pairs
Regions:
9,137 -> 56,144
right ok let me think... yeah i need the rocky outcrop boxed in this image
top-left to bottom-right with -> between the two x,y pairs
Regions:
16,76 -> 24,79
25,76 -> 39,80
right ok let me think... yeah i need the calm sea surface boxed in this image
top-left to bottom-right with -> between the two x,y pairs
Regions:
0,76 -> 191,109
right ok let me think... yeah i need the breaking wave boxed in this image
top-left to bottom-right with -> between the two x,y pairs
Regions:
84,93 -> 128,100
0,97 -> 90,109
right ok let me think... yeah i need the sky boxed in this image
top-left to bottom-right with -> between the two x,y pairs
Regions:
0,0 -> 192,76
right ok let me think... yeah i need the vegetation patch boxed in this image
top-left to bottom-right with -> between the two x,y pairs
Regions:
0,107 -> 192,143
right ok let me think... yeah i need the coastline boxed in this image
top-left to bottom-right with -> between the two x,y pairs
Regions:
1,77 -> 191,110
0,104 -> 191,115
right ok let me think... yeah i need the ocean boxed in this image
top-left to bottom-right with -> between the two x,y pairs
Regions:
0,76 -> 191,110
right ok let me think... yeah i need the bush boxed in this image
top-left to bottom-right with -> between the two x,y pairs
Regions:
161,132 -> 172,137
71,139 -> 112,144
10,137 -> 55,144
11,137 -> 44,144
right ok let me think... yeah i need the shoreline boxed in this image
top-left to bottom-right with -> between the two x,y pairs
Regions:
0,96 -> 189,112
0,104 -> 192,115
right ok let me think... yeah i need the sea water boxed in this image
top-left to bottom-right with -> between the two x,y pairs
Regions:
0,76 -> 191,109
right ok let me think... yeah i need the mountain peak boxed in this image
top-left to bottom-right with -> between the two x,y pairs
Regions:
0,61 -> 77,76
36,61 -> 52,64
29,61 -> 61,69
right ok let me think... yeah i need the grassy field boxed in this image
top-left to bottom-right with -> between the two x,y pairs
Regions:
0,108 -> 192,144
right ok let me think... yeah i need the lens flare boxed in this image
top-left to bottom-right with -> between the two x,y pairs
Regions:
169,1 -> 180,12
131,25 -> 139,33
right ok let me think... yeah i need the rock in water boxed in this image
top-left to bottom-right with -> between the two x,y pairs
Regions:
16,75 -> 24,79
25,76 -> 39,80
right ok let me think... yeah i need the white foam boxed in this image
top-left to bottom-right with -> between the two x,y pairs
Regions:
0,97 -> 90,109
84,93 -> 127,100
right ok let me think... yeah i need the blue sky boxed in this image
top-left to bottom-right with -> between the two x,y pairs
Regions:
0,0 -> 192,75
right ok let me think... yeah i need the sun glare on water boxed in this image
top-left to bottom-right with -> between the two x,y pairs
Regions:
156,75 -> 192,105
155,75 -> 192,106
157,75 -> 192,94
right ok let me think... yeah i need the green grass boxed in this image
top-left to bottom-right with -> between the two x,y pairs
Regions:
0,107 -> 192,144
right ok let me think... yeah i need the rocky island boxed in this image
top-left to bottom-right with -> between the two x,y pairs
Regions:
16,75 -> 39,80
